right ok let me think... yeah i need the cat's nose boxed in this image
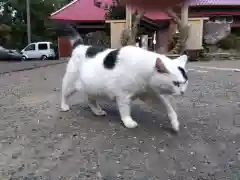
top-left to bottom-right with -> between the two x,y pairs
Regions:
180,91 -> 184,95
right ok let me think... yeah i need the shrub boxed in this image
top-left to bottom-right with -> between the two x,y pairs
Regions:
218,34 -> 240,50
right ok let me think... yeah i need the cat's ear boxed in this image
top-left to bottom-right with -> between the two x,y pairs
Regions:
174,54 -> 188,67
155,58 -> 169,73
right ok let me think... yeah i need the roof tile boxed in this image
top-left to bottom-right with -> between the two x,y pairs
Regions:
189,0 -> 240,6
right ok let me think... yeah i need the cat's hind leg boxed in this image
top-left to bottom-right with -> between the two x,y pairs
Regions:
116,95 -> 138,128
61,71 -> 78,112
88,98 -> 107,116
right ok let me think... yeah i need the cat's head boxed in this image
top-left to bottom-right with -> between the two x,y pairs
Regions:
149,54 -> 188,96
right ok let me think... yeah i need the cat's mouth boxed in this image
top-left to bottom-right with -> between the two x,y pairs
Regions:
172,80 -> 188,87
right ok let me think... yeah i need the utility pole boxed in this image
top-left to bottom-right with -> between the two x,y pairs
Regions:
26,0 -> 31,44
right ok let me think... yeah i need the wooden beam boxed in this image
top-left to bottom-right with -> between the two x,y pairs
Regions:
140,20 -> 158,30
141,17 -> 162,29
75,25 -> 106,29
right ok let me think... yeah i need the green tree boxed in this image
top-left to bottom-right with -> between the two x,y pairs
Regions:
0,0 -> 71,49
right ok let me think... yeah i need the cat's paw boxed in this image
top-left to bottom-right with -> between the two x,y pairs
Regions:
93,110 -> 107,116
169,112 -> 179,132
61,104 -> 70,112
122,117 -> 138,128
171,119 -> 179,132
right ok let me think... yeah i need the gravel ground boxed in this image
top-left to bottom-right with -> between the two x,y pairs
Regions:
0,60 -> 66,74
188,60 -> 240,69
0,61 -> 240,180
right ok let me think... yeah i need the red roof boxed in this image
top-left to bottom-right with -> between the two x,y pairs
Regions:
50,0 -> 107,21
189,0 -> 240,6
139,10 -> 170,20
191,11 -> 240,17
50,0 -> 170,22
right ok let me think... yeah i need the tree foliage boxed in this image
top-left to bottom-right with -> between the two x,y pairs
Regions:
0,0 -> 71,49
94,0 -> 144,46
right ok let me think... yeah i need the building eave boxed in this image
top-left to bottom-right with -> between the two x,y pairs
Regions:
50,0 -> 79,17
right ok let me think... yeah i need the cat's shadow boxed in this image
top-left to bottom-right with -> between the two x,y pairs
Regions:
66,101 -> 177,135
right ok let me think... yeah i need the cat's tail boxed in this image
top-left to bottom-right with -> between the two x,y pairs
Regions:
55,23 -> 84,48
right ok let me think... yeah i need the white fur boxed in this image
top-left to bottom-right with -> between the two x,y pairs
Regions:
61,45 -> 188,131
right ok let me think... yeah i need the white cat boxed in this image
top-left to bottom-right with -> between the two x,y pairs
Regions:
60,25 -> 188,132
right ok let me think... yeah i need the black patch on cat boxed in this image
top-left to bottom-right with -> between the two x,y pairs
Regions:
178,67 -> 188,81
72,39 -> 83,50
173,81 -> 180,87
103,49 -> 120,69
85,46 -> 107,58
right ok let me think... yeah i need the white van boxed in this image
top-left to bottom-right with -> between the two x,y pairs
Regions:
21,41 -> 56,60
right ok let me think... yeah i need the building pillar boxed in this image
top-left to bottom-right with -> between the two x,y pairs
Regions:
141,34 -> 148,50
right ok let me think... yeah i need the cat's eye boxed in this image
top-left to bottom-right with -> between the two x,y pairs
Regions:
173,81 -> 180,87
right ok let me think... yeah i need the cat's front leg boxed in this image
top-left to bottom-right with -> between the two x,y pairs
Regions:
116,95 -> 138,128
158,95 -> 179,132
88,98 -> 107,116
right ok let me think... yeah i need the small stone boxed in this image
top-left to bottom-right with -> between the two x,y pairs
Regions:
12,152 -> 21,159
159,140 -> 164,144
72,133 -> 78,138
157,148 -> 164,153
18,163 -> 25,172
96,172 -> 102,179
189,166 -> 197,172
81,136 -> 86,140
117,173 -> 122,178
53,88 -> 60,92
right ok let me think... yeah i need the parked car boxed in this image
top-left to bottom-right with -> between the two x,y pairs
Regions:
0,46 -> 22,61
21,41 -> 56,60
